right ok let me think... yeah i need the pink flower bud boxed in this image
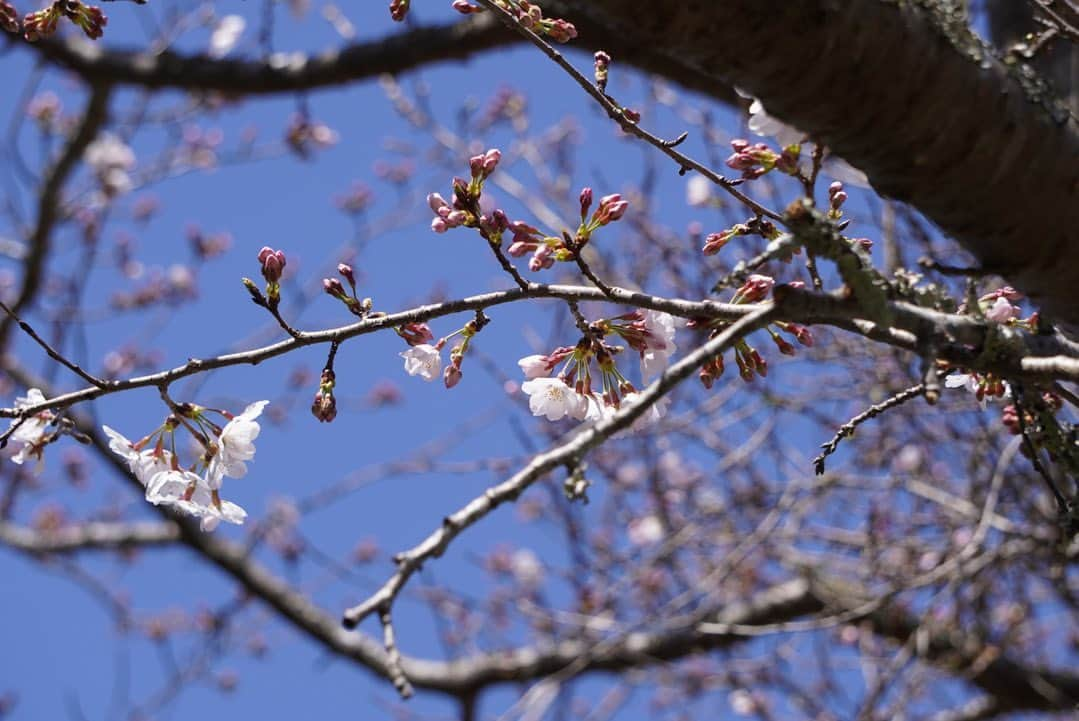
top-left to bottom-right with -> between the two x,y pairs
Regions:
443,364 -> 462,388
338,263 -> 355,287
431,218 -> 449,233
469,154 -> 484,178
730,139 -> 750,152
258,247 -> 286,283
529,245 -> 553,272
311,391 -> 337,422
482,148 -> 501,175
507,240 -> 534,257
703,230 -> 733,255
427,192 -> 448,213
546,18 -> 577,42
323,277 -> 346,299
735,274 -> 775,304
579,187 -> 593,218
451,0 -> 481,13
725,152 -> 756,171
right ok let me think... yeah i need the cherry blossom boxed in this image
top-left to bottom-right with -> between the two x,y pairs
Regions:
400,344 -> 442,382
628,515 -> 664,546
520,377 -> 586,421
102,425 -> 171,485
8,388 -> 54,472
517,354 -> 551,379
640,310 -> 679,382
208,14 -> 244,58
985,296 -> 1019,323
146,468 -> 247,531
84,133 -> 135,197
206,400 -> 268,489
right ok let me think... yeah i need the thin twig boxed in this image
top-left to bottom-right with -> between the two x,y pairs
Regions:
813,384 -> 926,474
473,0 -> 783,223
341,303 -> 779,629
0,300 -> 108,388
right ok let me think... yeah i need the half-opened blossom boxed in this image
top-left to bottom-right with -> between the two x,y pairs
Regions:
401,344 -> 442,382
206,400 -> 268,488
517,354 -> 551,379
985,296 -> 1019,323
520,377 -> 586,421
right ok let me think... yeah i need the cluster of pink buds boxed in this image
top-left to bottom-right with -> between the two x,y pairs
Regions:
427,148 -> 501,233
502,0 -> 577,42
828,181 -> 847,219
389,0 -> 409,21
311,368 -> 337,423
23,0 -> 106,41
725,139 -> 799,180
323,263 -> 370,317
733,340 -> 767,382
470,147 -> 502,183
693,276 -> 816,388
428,191 -> 470,234
1,1 -> 18,33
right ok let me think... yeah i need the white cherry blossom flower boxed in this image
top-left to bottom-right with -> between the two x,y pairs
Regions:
208,15 -> 245,58
520,377 -> 586,421
640,310 -> 679,383
146,468 -> 246,531
206,400 -> 268,489
8,388 -> 53,472
510,549 -> 544,587
628,515 -> 664,546
102,425 -> 171,485
400,344 -> 442,382
84,133 -> 135,196
686,175 -> 712,207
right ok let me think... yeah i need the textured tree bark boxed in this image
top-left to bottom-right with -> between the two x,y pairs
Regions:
559,0 -> 1079,331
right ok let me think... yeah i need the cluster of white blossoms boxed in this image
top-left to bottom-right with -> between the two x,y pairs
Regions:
518,310 -> 679,427
6,388 -> 56,472
103,400 -> 268,531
